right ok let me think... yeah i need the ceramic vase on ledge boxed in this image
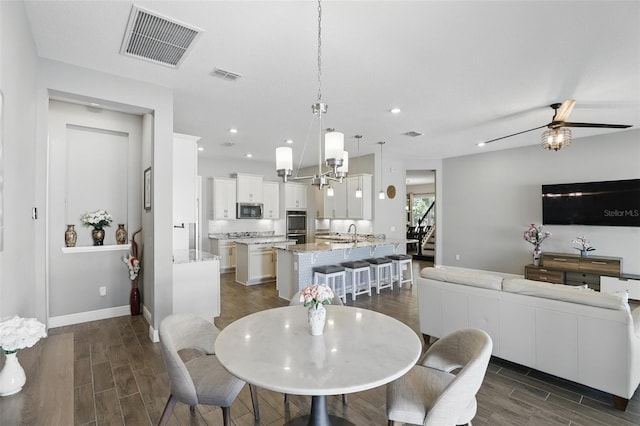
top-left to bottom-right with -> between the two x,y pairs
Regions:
115,224 -> 127,245
64,225 -> 77,247
308,304 -> 326,336
92,228 -> 105,246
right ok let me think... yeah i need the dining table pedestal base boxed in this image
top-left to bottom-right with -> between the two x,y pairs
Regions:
284,395 -> 354,426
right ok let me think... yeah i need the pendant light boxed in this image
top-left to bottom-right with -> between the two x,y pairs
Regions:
274,0 -> 348,189
354,135 -> 363,198
378,141 -> 386,200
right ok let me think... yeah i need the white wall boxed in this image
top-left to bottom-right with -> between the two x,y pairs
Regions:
0,0 -> 39,319
441,129 -> 640,275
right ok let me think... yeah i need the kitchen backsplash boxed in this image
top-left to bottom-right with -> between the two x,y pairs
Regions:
207,219 -> 286,235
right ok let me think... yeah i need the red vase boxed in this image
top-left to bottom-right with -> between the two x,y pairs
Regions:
130,287 -> 141,316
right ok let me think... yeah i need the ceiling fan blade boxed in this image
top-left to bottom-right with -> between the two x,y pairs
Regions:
559,121 -> 632,129
554,99 -> 576,122
481,124 -> 548,145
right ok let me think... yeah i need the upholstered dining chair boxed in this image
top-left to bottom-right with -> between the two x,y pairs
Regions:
286,290 -> 348,405
386,328 -> 493,426
158,313 -> 259,426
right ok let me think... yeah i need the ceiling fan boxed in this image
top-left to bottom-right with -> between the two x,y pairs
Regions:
481,99 -> 632,150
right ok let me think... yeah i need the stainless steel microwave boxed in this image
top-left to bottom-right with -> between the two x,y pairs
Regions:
237,203 -> 263,219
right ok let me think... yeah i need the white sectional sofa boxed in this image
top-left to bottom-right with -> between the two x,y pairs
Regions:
417,265 -> 640,410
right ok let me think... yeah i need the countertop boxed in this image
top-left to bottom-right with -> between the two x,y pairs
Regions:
173,249 -> 220,264
209,232 -> 286,240
276,239 -> 415,253
234,238 -> 297,246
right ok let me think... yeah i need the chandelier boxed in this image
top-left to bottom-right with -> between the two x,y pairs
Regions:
541,127 -> 572,151
275,0 -> 348,189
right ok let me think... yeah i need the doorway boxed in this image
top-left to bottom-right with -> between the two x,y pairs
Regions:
406,170 -> 435,260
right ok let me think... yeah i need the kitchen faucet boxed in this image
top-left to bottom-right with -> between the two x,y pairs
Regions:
348,224 -> 357,242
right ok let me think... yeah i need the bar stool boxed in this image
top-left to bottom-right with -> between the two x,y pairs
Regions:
365,257 -> 393,294
387,254 -> 414,288
341,260 -> 372,301
313,265 -> 347,303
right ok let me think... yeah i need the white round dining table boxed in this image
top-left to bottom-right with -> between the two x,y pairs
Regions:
214,305 -> 422,425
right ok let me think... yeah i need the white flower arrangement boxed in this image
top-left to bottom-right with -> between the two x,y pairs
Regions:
0,316 -> 47,353
122,254 -> 141,280
572,236 -> 596,254
300,284 -> 334,309
81,209 -> 113,229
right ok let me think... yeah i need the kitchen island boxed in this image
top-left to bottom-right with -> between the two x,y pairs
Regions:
275,239 -> 411,300
235,237 -> 296,285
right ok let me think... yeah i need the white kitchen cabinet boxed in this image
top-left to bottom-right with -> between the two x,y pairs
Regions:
212,177 -> 237,219
173,133 -> 200,225
262,181 -> 280,219
235,242 -> 276,285
347,174 -> 372,219
172,257 -> 220,322
283,182 -> 308,210
210,238 -> 236,272
236,173 -> 263,203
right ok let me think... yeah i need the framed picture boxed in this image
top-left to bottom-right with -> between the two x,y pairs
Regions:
143,167 -> 151,211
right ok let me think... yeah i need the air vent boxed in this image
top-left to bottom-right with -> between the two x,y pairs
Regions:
221,142 -> 236,147
210,68 -> 242,82
403,131 -> 424,137
120,5 -> 203,68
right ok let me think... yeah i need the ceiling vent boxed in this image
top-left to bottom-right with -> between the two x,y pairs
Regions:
210,68 -> 242,82
222,142 -> 236,147
120,5 -> 203,68
403,131 -> 424,137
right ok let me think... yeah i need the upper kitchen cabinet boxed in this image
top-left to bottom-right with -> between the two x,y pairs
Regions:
347,174 -> 372,220
236,173 -> 263,203
283,182 -> 307,210
262,181 -> 280,219
212,177 -> 237,219
173,133 -> 200,225
316,183 -> 346,219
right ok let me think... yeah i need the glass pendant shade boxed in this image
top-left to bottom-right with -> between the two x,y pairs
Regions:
324,131 -> 344,161
327,187 -> 334,197
378,190 -> 386,200
276,146 -> 293,170
355,188 -> 363,198
541,128 -> 572,151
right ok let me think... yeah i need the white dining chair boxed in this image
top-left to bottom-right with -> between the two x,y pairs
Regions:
386,328 -> 492,426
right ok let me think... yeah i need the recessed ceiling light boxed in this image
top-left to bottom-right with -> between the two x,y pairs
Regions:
229,128 -> 238,134
390,107 -> 401,114
198,146 -> 204,151
477,142 -> 486,147
246,153 -> 253,158
286,139 -> 294,144
89,102 -> 100,107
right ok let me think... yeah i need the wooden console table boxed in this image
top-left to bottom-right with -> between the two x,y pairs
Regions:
525,252 -> 622,291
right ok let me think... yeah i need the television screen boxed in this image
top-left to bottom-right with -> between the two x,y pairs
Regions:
542,179 -> 640,227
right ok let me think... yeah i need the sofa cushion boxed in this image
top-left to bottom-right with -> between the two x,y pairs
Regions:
420,267 -> 503,290
502,278 -> 629,310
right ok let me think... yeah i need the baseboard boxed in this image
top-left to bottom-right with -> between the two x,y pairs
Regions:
48,305 -> 130,328
142,304 -> 159,342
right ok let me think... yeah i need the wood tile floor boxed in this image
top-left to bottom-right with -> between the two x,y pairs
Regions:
42,259 -> 640,426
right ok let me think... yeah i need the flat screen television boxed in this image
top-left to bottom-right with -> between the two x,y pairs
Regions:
542,179 -> 640,227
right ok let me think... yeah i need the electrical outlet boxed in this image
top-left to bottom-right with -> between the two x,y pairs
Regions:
99,286 -> 106,296
455,254 -> 461,261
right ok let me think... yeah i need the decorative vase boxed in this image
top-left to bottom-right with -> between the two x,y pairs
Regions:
64,224 -> 77,247
130,282 -> 141,316
115,224 -> 127,245
580,250 -> 589,258
533,247 -> 542,267
308,304 -> 326,336
92,228 -> 105,246
0,351 -> 26,396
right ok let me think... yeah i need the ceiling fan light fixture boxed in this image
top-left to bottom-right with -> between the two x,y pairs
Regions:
541,128 -> 572,151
